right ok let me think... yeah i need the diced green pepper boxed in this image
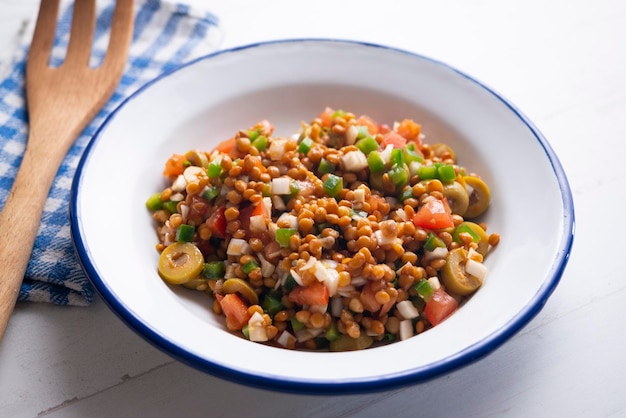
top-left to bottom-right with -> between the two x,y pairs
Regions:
163,200 -> 179,214
242,324 -> 250,339
402,147 -> 423,164
356,126 -> 370,140
202,261 -> 225,279
453,223 -> 481,244
145,193 -> 163,211
388,164 -> 408,186
251,135 -> 268,151
242,260 -> 259,274
202,185 -> 219,201
207,157 -> 223,178
262,295 -> 283,316
318,158 -> 335,174
291,316 -> 305,332
437,164 -> 457,183
414,278 -> 434,300
367,150 -> 385,173
175,224 -> 195,242
423,232 -> 446,251
390,148 -> 403,166
247,129 -> 260,141
323,174 -> 343,198
355,136 -> 378,155
284,274 -> 297,292
276,228 -> 297,247
297,137 -> 314,154
325,320 -> 340,341
331,109 -> 346,119
399,187 -> 414,201
417,165 -> 437,180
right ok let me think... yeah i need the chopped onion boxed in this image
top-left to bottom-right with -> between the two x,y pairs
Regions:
399,319 -> 414,341
271,177 -> 291,195
249,214 -> 267,233
277,212 -> 298,229
272,195 -> 286,211
353,187 -> 365,203
277,331 -> 296,348
428,276 -> 441,291
423,246 -> 448,262
227,238 -> 250,256
290,269 -> 304,286
269,138 -> 286,160
465,259 -> 488,281
257,254 -> 275,278
247,312 -> 268,342
396,300 -> 420,319
345,125 -> 359,145
342,150 -> 368,171
262,196 -> 272,214
171,174 -> 186,192
295,328 -> 324,343
379,144 -> 394,164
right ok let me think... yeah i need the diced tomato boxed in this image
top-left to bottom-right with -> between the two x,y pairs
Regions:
378,123 -> 392,134
211,137 -> 236,154
288,281 -> 329,306
216,293 -> 251,331
381,131 -> 407,149
319,107 -> 335,127
395,118 -> 422,145
356,114 -> 379,135
206,206 -> 227,239
424,289 -> 458,326
186,195 -> 210,226
413,198 -> 455,230
163,153 -> 186,178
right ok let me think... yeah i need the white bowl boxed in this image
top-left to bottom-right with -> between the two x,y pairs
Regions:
70,39 -> 574,393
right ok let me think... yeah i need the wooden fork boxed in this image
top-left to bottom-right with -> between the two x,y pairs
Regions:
0,0 -> 134,341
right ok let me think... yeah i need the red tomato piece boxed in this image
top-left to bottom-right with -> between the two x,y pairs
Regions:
413,198 -> 455,230
216,293 -> 251,331
288,282 -> 329,306
206,206 -> 227,239
212,137 -> 236,154
424,289 -> 458,326
163,153 -> 186,178
356,114 -> 379,135
381,131 -> 407,149
239,202 -> 270,242
395,118 -> 422,144
319,107 -> 335,127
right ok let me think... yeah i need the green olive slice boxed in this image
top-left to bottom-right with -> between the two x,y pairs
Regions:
329,334 -> 374,352
222,278 -> 259,305
454,221 -> 489,256
463,176 -> 491,218
441,247 -> 482,296
442,181 -> 469,216
158,242 -> 205,285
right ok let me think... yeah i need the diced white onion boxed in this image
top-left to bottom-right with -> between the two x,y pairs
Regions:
248,321 -> 269,342
272,177 -> 292,195
295,328 -> 323,343
179,204 -> 189,222
428,276 -> 441,291
272,195 -> 286,211
423,246 -> 448,262
300,256 -> 318,271
396,208 -> 408,222
396,300 -> 420,319
257,254 -> 275,278
379,144 -> 394,164
341,150 -> 368,171
290,269 -> 304,286
226,238 -> 250,256
277,331 -> 296,347
277,213 -> 298,229
171,174 -> 186,192
269,138 -> 286,160
465,259 -> 488,281
468,247 -> 483,262
170,192 -> 184,202
262,196 -> 272,215
409,161 -> 421,177
345,125 -> 359,145
353,188 -> 365,203
183,166 -> 205,183
399,319 -> 414,341
309,304 -> 328,314
249,214 -> 267,233
465,183 -> 475,197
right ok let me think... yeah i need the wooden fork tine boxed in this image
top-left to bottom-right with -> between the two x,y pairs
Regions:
101,0 -> 134,74
65,0 -> 96,66
27,0 -> 61,70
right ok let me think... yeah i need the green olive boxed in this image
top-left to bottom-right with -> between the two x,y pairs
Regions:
158,242 -> 205,285
463,176 -> 491,218
454,221 -> 489,256
329,334 -> 374,352
442,181 -> 469,216
185,149 -> 209,168
222,278 -> 259,305
441,247 -> 482,296
430,143 -> 456,161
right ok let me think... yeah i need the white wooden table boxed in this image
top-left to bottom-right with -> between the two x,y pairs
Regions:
1,1 -> 624,416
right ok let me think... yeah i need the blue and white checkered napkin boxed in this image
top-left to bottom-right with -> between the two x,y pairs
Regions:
0,0 -> 221,306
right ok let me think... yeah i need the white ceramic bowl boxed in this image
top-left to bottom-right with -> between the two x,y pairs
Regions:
70,39 -> 574,393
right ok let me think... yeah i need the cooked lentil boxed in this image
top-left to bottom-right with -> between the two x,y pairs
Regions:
147,107 -> 498,351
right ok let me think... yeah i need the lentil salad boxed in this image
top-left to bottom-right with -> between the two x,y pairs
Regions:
146,107 -> 499,351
